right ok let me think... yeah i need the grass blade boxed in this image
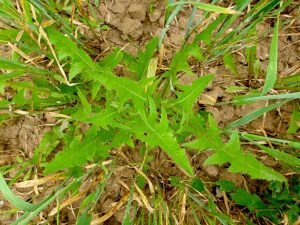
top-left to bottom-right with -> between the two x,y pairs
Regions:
229,92 -> 300,104
215,0 -> 253,38
240,133 -> 300,149
0,173 -> 38,211
225,100 -> 288,129
256,145 -> 300,166
11,177 -> 78,225
0,71 -> 26,82
261,15 -> 280,95
167,2 -> 238,15
159,1 -> 184,48
205,132 -> 286,182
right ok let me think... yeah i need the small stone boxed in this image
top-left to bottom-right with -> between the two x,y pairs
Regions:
220,170 -> 243,187
153,28 -> 162,38
215,187 -> 223,198
102,198 -> 114,210
81,0 -> 88,7
288,56 -> 297,65
178,73 -> 197,85
149,9 -> 162,22
263,156 -> 278,167
290,35 -> 298,42
98,3 -> 107,17
169,29 -> 184,46
120,17 -> 144,40
128,3 -> 146,21
178,17 -> 189,29
110,2 -> 127,14
115,208 -> 126,223
203,165 -> 219,177
205,106 -> 221,123
159,16 -> 165,27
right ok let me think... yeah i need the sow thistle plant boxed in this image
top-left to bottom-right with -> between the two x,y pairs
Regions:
0,0 -> 299,224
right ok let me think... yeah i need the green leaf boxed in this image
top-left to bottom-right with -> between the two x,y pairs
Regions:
169,42 -> 204,76
0,173 -> 38,211
92,71 -> 148,111
76,210 -> 92,225
0,57 -> 50,75
137,101 -> 193,176
76,88 -> 92,116
0,57 -> 33,70
231,92 -> 300,104
46,28 -> 97,81
223,53 -> 238,75
257,145 -> 300,166
127,37 -> 159,78
43,126 -> 113,174
194,16 -> 224,45
186,115 -> 286,182
230,188 -> 265,211
225,86 -> 247,93
191,178 -> 205,192
172,74 -> 214,112
159,3 -> 183,48
183,115 -> 222,151
170,176 -> 180,187
215,0 -> 253,39
0,28 -> 18,41
205,131 -> 286,182
216,180 -> 235,192
0,83 -> 5,95
261,15 -> 279,95
11,175 -> 86,225
75,107 -> 120,130
277,73 -> 300,90
122,188 -> 134,225
287,105 -> 300,134
0,71 -> 25,82
32,126 -> 64,164
100,49 -> 123,70
241,133 -> 300,150
226,100 -> 288,129
168,2 -> 238,15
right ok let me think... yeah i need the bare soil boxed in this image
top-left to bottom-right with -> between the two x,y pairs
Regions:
0,1 -> 299,225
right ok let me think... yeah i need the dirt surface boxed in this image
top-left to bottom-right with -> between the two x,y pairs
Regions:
0,116 -> 54,223
0,116 -> 53,164
82,0 -> 211,57
0,1 -> 299,225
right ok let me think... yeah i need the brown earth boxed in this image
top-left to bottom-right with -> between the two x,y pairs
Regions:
0,1 -> 299,225
81,0 -> 213,57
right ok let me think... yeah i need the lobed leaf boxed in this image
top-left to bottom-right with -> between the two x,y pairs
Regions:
73,107 -> 120,130
205,132 -> 286,182
126,37 -> 159,78
92,71 -> 148,112
186,115 -> 286,182
173,74 -> 214,112
137,101 -> 194,176
44,126 -> 113,174
223,53 -> 238,76
46,28 -> 97,81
